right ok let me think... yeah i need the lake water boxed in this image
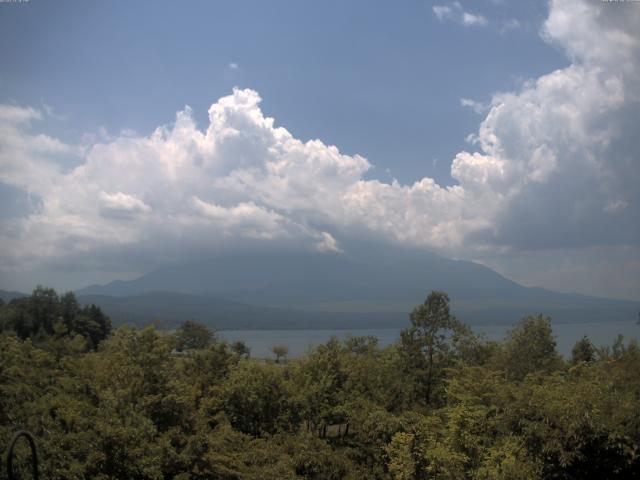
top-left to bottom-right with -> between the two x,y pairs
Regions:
219,321 -> 640,359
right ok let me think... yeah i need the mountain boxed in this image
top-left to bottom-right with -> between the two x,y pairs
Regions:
0,289 -> 28,303
77,243 -> 529,302
76,243 -> 640,327
76,291 -> 408,330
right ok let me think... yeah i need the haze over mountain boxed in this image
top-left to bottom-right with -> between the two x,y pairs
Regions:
76,244 -> 640,329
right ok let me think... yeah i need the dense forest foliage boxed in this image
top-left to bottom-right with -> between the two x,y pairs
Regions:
1,288 -> 639,479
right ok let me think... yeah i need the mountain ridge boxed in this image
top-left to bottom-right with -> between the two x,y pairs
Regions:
71,245 -> 640,328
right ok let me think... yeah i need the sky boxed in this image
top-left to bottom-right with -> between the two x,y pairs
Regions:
0,0 -> 638,300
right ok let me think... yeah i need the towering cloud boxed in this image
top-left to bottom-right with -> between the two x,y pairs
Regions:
458,0 -> 640,251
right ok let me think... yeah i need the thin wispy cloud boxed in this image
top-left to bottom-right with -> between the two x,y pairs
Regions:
40,101 -> 68,121
500,18 -> 521,33
462,12 -> 487,26
433,2 -> 488,27
460,97 -> 488,114
228,62 -> 239,70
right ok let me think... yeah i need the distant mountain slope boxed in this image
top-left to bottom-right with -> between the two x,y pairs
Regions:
76,243 -> 640,327
77,291 -> 408,330
0,289 -> 28,303
77,244 -> 528,303
76,291 -> 640,330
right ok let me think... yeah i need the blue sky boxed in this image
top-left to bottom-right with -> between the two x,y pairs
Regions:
0,0 -> 639,300
1,0 -> 563,185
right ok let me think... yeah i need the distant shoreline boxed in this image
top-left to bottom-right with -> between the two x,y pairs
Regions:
218,320 -> 639,359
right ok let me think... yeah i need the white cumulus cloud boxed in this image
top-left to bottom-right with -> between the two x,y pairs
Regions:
99,191 -> 152,219
0,0 -> 638,298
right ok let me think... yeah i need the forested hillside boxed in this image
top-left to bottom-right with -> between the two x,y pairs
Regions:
1,289 -> 639,479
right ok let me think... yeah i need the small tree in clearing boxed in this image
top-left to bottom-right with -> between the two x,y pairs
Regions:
272,344 -> 289,363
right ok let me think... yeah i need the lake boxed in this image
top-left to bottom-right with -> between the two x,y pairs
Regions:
219,321 -> 640,359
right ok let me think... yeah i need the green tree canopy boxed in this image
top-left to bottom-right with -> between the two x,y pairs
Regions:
496,315 -> 564,381
174,319 -> 214,351
272,344 -> 289,363
400,290 -> 464,405
571,335 -> 596,364
0,288 -> 110,349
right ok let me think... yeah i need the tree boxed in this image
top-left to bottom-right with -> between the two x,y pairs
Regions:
3,286 -> 60,339
0,289 -> 110,349
59,291 -> 80,332
571,336 -> 596,364
496,315 -> 563,381
272,344 -> 289,363
29,285 -> 59,335
230,340 -> 251,359
293,337 -> 348,438
73,304 -> 112,349
400,291 -> 462,405
219,361 -> 295,436
174,319 -> 214,351
385,432 -> 417,480
343,335 -> 378,354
